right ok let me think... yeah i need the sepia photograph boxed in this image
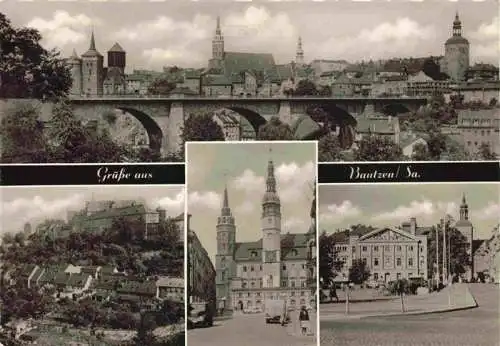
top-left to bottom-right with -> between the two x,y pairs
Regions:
318,183 -> 499,346
1,1 -> 498,163
0,186 -> 186,346
186,141 -> 318,346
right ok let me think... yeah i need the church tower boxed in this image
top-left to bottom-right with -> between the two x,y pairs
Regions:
81,30 -> 104,96
296,36 -> 304,65
215,185 -> 236,311
261,154 -> 282,288
68,49 -> 82,96
455,193 -> 474,280
209,16 -> 225,71
443,12 -> 470,81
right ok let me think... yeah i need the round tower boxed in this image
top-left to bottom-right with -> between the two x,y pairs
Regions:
68,49 -> 82,96
444,13 -> 470,81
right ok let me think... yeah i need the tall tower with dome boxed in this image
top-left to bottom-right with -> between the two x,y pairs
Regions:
443,12 -> 470,81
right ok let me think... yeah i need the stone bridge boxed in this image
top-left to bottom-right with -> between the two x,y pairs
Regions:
1,96 -> 428,154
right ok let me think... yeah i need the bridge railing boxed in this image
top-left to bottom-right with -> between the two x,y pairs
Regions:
69,94 -> 428,101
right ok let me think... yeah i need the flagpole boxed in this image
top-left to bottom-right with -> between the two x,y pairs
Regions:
436,223 -> 440,286
442,217 -> 447,285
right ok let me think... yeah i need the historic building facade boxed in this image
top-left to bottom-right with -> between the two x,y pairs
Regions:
215,159 -> 315,311
188,226 -> 216,305
443,13 -> 470,81
68,31 -> 127,96
456,108 -> 500,158
333,219 -> 429,283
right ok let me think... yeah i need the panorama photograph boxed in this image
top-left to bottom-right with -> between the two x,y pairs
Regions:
1,1 -> 498,162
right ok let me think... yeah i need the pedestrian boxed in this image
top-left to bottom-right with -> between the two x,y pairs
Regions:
299,305 -> 310,335
330,286 -> 339,303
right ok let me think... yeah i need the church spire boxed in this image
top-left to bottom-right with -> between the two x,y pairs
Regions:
266,148 -> 276,193
453,12 -> 462,36
221,184 -> 231,217
89,28 -> 96,50
460,193 -> 469,221
296,36 -> 304,65
216,15 -> 222,35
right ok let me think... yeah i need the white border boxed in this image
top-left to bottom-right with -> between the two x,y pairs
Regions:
184,139 -> 319,346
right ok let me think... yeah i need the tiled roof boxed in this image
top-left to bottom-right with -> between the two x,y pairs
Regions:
85,205 -> 147,221
156,277 -> 184,287
100,266 -> 117,275
67,273 -> 91,288
234,233 -> 311,261
184,69 -> 202,79
20,264 -> 37,277
291,115 -> 321,140
117,280 -> 157,296
223,52 -> 276,77
204,75 -> 232,86
94,274 -> 124,290
276,65 -> 294,81
54,272 -> 70,286
399,134 -> 428,148
108,42 -> 125,52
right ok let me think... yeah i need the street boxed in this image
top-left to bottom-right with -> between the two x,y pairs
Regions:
188,311 -> 317,346
320,284 -> 499,346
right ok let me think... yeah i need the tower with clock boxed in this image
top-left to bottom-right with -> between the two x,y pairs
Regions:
443,12 -> 470,81
261,158 -> 282,288
215,185 -> 236,310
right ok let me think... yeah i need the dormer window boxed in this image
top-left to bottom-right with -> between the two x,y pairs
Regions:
250,251 -> 258,258
291,249 -> 298,256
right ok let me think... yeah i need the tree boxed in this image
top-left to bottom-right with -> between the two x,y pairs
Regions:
293,79 -> 318,96
148,78 -> 177,95
0,13 -> 71,100
411,142 -> 431,161
348,259 -> 370,284
134,312 -> 157,346
318,133 -> 343,162
354,136 -> 404,161
319,232 -> 342,288
475,143 -> 497,160
181,113 -> 225,143
257,116 -> 294,140
426,131 -> 447,160
489,98 -> 498,107
441,137 -> 471,161
0,102 -> 49,162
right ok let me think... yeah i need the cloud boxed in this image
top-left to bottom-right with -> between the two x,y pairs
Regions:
313,17 -> 436,61
151,189 -> 185,216
470,16 -> 500,59
319,200 -> 361,225
235,200 -> 255,214
231,169 -> 265,194
1,194 -> 85,234
276,161 -> 315,202
283,216 -> 309,233
472,202 -> 500,220
188,191 -> 221,210
372,199 -> 457,223
26,11 -> 95,48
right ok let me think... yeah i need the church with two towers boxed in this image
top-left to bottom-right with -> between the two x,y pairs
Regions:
215,157 -> 316,312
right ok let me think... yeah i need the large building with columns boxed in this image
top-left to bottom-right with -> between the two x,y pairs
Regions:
215,158 -> 315,312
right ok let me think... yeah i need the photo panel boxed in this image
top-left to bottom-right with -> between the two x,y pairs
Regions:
185,141 -> 319,346
317,182 -> 499,346
0,174 -> 186,346
1,1 -> 498,164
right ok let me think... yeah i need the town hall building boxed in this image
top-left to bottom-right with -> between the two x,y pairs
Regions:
215,158 -> 315,312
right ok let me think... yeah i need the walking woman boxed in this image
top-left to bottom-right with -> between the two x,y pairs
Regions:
299,305 -> 310,335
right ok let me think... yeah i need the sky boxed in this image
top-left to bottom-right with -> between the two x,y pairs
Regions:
2,0 -> 498,71
0,185 -> 185,235
319,183 -> 500,240
186,141 -> 316,265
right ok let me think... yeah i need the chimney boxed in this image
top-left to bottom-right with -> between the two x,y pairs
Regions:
410,217 -> 417,235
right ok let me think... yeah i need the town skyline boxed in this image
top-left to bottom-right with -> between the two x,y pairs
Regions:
0,186 -> 185,236
3,1 -> 498,71
319,183 -> 500,240
186,141 -> 316,265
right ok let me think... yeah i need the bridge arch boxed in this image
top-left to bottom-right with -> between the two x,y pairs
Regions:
307,105 -> 358,148
114,107 -> 163,152
225,107 -> 267,134
381,103 -> 412,116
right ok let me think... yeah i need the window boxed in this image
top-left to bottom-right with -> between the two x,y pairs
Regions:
242,282 -> 247,288
396,246 -> 402,252
397,273 -> 402,279
282,280 -> 287,287
384,245 -> 390,251
260,265 -> 262,271
352,246 -> 356,253
221,271 -> 225,281
247,292 -> 251,297
243,266 -> 247,272
251,266 -> 254,272
408,258 -> 414,266
385,257 -> 391,264
362,246 -> 367,252
251,282 -> 255,288
362,258 -> 367,264
301,291 -> 305,296
302,264 -> 305,269
409,246 -> 414,251
282,265 -> 286,271
374,273 -> 378,280
396,258 -> 402,266
374,246 -> 379,252
374,258 -> 379,266
291,281 -> 296,288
